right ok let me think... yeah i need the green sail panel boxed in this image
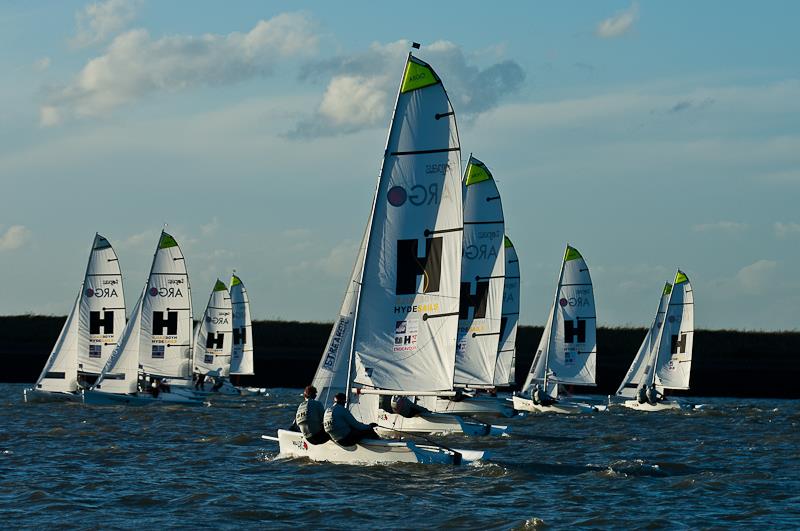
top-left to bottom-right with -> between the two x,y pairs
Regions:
564,246 -> 582,262
214,279 -> 227,292
663,282 -> 673,295
230,274 -> 242,287
504,236 -> 514,249
159,232 -> 178,249
400,57 -> 440,93
674,270 -> 689,285
465,159 -> 493,186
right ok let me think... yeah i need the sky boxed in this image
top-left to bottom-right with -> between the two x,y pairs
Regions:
1,1 -> 799,330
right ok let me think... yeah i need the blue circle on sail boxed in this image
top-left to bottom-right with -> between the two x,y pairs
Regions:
387,186 -> 407,207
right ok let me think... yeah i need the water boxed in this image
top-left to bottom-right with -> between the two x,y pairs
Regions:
1,385 -> 798,529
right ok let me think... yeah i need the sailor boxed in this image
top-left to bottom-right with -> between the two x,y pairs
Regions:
533,384 -> 555,406
150,378 -> 160,398
324,392 -> 380,446
390,395 -> 428,418
637,383 -> 648,404
295,385 -> 330,445
646,383 -> 662,405
194,373 -> 206,391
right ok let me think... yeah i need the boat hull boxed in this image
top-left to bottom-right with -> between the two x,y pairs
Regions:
82,389 -> 206,406
620,399 -> 682,411
23,388 -> 82,403
424,395 -> 515,418
271,430 -> 486,465
512,395 -> 598,414
373,411 -> 509,437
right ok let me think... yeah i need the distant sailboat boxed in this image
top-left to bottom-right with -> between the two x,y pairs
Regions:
84,231 -> 203,405
513,244 -> 599,414
191,279 -> 240,396
493,236 -> 520,388
25,234 -> 125,402
229,273 -> 264,396
617,270 -> 694,411
274,52 -> 492,464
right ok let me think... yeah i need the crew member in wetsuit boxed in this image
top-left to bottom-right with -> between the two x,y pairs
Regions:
324,392 -> 379,446
295,385 -> 330,445
532,384 -> 556,406
646,383 -> 662,405
390,395 -> 428,418
637,383 -> 648,404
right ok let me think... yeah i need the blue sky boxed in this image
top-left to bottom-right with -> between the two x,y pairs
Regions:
1,1 -> 798,330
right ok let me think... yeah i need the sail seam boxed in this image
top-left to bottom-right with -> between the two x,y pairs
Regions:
389,147 -> 460,156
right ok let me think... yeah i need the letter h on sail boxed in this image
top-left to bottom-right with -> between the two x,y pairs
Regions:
459,281 -> 489,319
233,327 -> 247,345
89,311 -> 114,334
206,332 -> 225,349
564,319 -> 586,343
671,333 -> 687,354
153,311 -> 178,335
396,238 -> 443,295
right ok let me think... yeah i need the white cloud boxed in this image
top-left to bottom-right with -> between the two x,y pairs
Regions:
72,0 -> 141,48
735,259 -> 777,293
291,39 -> 524,137
39,105 -> 61,127
774,221 -> 800,238
44,12 -> 318,125
33,57 -> 51,71
692,221 -> 748,233
596,2 -> 639,39
0,225 -> 31,251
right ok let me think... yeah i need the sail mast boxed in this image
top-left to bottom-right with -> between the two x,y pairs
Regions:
543,244 -> 569,392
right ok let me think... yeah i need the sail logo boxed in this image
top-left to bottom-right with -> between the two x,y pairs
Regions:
396,238 -> 443,295
233,327 -> 247,346
89,311 -> 114,335
149,287 -> 184,297
152,311 -> 178,336
464,244 -> 499,261
671,333 -> 687,354
564,319 -> 587,344
386,184 -> 443,208
393,319 -> 418,352
85,287 -> 119,298
102,279 -> 119,285
322,317 -> 347,369
425,162 -> 450,175
206,315 -> 229,325
477,230 -> 502,240
205,332 -> 225,349
559,289 -> 592,308
459,281 -> 489,320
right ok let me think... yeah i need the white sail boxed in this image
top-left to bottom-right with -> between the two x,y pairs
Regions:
494,236 -> 520,387
193,280 -> 233,377
522,245 -> 596,394
94,289 -> 145,394
616,282 -> 671,398
454,157 -> 505,387
351,54 -> 463,393
312,226 -> 369,405
78,234 -> 125,376
654,271 -> 694,390
229,274 -> 254,376
138,231 -> 193,380
34,292 -> 81,393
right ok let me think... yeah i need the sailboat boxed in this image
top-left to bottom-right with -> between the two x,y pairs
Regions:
272,52 -> 490,464
513,245 -> 600,414
190,279 -> 240,397
493,236 -> 520,389
229,273 -> 263,395
424,157 -> 513,418
84,231 -> 203,405
616,270 -> 694,411
24,234 -> 125,402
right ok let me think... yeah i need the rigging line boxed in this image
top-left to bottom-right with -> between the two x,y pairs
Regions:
389,147 -> 460,156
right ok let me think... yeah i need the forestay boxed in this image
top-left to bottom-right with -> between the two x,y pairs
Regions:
79,234 -> 125,375
454,157 -> 505,387
351,55 -> 463,393
494,236 -> 520,387
229,274 -> 254,376
193,280 -> 233,377
616,282 -> 671,398
654,271 -> 694,390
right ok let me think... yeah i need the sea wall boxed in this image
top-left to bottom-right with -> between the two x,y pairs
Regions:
2,315 -> 797,398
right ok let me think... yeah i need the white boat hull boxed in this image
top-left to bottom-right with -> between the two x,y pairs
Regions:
373,410 -> 509,437
23,388 -> 82,403
176,380 -> 242,399
270,430 -> 486,465
620,399 -> 682,411
511,395 -> 599,414
82,389 -> 206,406
424,395 -> 515,418
238,387 -> 267,396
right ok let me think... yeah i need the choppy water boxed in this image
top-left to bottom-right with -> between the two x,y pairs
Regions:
1,385 -> 798,529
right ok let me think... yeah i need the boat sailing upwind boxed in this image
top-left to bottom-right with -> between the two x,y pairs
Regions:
85,231 -> 203,405
426,158 -> 513,418
274,52 -> 491,464
191,279 -> 240,396
513,244 -> 599,414
229,273 -> 264,395
617,270 -> 694,411
493,236 -> 520,388
25,234 -> 125,402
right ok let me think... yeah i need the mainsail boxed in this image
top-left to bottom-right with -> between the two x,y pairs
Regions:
494,236 -> 520,387
653,270 -> 694,390
454,157 -> 505,387
350,54 -> 463,393
193,280 -> 233,377
79,234 -> 125,376
34,293 -> 81,393
616,282 -> 671,398
522,245 -> 597,395
229,274 -> 254,376
95,231 -> 193,393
